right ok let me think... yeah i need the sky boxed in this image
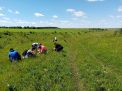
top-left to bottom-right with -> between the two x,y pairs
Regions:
0,0 -> 122,28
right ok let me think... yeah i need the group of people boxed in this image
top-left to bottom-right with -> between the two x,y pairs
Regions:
8,37 -> 64,62
22,43 -> 48,58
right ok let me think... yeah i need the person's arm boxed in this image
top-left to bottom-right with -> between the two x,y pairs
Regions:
8,52 -> 11,58
8,52 -> 12,61
9,54 -> 10,59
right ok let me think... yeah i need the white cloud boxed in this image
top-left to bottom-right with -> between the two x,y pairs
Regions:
66,9 -> 75,12
34,12 -> 44,17
116,15 -> 122,18
14,19 -> 30,24
118,6 -> 122,12
0,13 -> 4,16
0,18 -> 88,28
2,17 -> 10,20
0,7 -> 3,11
8,9 -> 20,14
72,18 -> 78,20
0,18 -> 121,28
60,20 -> 69,23
15,11 -> 20,14
87,0 -> 104,2
109,15 -> 114,18
67,9 -> 85,17
109,15 -> 122,19
53,15 -> 58,18
73,11 -> 85,17
8,9 -> 13,13
0,20 -> 10,23
0,13 -> 121,28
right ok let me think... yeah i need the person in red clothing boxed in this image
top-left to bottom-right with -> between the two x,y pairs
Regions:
38,44 -> 47,54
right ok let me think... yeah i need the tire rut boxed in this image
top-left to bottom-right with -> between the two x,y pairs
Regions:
68,38 -> 85,91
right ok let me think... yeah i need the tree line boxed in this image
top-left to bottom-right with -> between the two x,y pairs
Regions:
0,26 -> 59,29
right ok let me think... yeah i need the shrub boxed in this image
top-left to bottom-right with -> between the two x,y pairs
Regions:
3,31 -> 12,36
119,28 -> 122,34
0,45 -> 3,49
113,31 -> 118,36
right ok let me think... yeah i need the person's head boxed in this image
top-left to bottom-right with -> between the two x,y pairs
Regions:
9,48 -> 14,52
39,43 -> 42,46
32,48 -> 35,51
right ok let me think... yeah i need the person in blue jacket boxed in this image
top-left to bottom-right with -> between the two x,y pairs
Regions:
8,48 -> 21,62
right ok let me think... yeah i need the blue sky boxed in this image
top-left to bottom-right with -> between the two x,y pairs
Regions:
0,0 -> 122,28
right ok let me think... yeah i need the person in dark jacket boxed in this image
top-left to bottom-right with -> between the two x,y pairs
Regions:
8,48 -> 21,62
22,49 -> 28,58
22,48 -> 36,58
54,43 -> 63,52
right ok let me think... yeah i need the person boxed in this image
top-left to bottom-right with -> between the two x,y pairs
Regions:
54,43 -> 63,52
52,37 -> 57,42
32,42 -> 40,54
8,48 -> 21,62
38,44 -> 47,54
32,42 -> 40,49
22,48 -> 36,58
22,49 -> 28,58
27,48 -> 36,57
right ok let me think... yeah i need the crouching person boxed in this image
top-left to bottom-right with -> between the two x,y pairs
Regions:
8,48 -> 21,62
22,48 -> 36,58
32,42 -> 40,54
32,43 -> 40,49
22,49 -> 28,58
54,43 -> 63,52
38,44 -> 48,54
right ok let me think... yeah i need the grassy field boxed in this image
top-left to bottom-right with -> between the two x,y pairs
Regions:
0,28 -> 122,91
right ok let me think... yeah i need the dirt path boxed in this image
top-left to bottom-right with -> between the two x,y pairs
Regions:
67,37 -> 85,91
68,51 -> 84,91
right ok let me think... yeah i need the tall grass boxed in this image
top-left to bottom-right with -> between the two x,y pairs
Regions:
0,29 -> 122,91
